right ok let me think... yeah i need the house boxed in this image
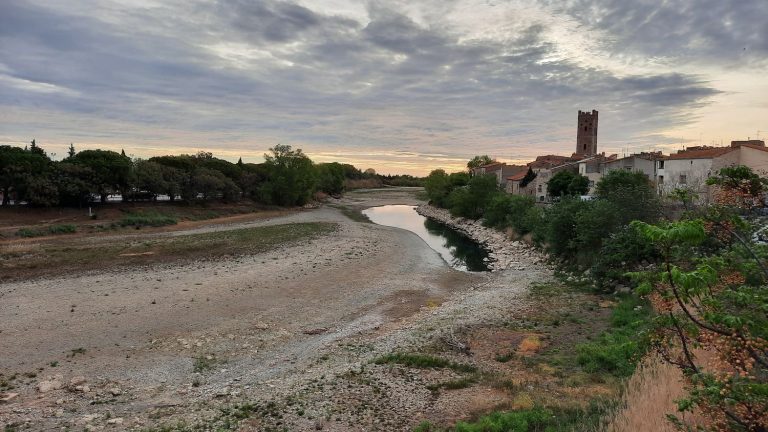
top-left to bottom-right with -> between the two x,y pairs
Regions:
601,152 -> 661,180
472,162 -> 527,188
655,143 -> 768,200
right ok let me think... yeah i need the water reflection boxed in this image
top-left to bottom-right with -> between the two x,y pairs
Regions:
362,205 -> 489,272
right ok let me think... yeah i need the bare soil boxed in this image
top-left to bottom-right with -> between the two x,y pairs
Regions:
0,188 -> 618,431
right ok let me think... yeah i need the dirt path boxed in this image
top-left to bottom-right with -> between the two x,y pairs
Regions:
0,188 -> 547,431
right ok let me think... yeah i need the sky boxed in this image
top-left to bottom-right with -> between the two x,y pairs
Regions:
1,0 -> 767,175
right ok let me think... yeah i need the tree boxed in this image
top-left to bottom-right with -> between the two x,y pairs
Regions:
316,163 -> 345,195
520,167 -> 537,188
707,165 -> 768,210
259,144 -> 316,206
0,145 -> 51,205
547,170 -> 589,198
67,143 -> 76,158
424,169 -> 451,207
69,149 -> 132,202
467,155 -> 496,172
130,160 -> 167,199
596,170 -> 659,224
448,174 -> 499,219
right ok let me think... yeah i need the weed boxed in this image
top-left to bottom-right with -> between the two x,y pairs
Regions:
426,376 -> 477,393
118,211 -> 178,228
16,224 -> 76,238
575,296 -> 651,377
68,347 -> 86,357
193,356 -> 217,373
374,353 -> 476,373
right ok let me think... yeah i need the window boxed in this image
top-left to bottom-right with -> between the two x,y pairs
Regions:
679,174 -> 687,185
658,160 -> 665,169
658,175 -> 664,184
537,184 -> 542,192
539,196 -> 544,202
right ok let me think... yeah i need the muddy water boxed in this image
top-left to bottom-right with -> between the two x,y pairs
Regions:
362,204 -> 490,272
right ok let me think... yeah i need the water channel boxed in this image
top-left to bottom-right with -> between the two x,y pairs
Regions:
362,205 -> 490,272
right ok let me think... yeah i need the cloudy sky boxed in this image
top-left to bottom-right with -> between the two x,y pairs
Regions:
1,0 -> 766,174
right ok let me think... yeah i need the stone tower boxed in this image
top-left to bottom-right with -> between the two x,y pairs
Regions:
576,110 -> 598,156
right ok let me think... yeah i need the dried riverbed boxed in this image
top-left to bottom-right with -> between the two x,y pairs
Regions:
0,188 -> 552,431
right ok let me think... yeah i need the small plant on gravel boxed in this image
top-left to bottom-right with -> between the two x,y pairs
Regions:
193,355 -> 216,373
68,347 -> 86,357
374,353 -> 476,373
118,211 -> 178,228
15,224 -> 77,238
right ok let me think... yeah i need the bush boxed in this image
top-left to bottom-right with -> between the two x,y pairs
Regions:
118,211 -> 177,227
590,225 -> 658,288
16,224 -> 77,238
483,194 -> 537,235
448,174 -> 499,219
576,296 -> 650,377
453,408 -> 554,432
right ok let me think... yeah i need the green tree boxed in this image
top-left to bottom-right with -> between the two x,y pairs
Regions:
130,160 -> 167,199
69,149 -> 131,203
54,162 -> 95,207
0,145 -> 51,205
448,174 -> 499,219
596,170 -> 659,223
424,169 -> 451,207
316,162 -> 345,195
547,170 -> 589,198
467,155 -> 496,172
259,145 -> 316,206
483,194 -> 536,234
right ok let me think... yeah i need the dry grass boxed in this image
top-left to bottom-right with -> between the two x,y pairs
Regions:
603,355 -> 708,432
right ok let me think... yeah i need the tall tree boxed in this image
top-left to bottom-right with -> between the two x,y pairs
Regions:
467,155 -> 496,172
259,144 -> 316,206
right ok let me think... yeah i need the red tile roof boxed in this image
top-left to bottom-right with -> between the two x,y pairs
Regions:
506,171 -> 529,181
665,147 -> 733,160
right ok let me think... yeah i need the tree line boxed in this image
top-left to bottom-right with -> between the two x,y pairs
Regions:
0,142 -> 423,207
426,161 -> 767,430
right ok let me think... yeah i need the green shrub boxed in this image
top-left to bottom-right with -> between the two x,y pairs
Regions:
15,224 -> 77,238
452,407 -> 554,432
118,211 -> 177,227
374,353 -> 476,373
448,174 -> 499,219
576,296 -> 651,377
483,194 -> 536,233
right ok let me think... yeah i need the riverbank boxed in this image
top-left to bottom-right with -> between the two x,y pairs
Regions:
415,204 -> 547,272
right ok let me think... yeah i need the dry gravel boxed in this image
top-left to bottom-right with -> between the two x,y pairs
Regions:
0,188 -> 551,431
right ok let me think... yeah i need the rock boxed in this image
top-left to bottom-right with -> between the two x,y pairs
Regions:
107,418 -> 124,425
75,385 -> 90,393
70,376 -> 87,386
0,392 -> 19,403
109,387 -> 122,396
38,379 -> 63,393
82,413 -> 99,423
315,420 -> 325,430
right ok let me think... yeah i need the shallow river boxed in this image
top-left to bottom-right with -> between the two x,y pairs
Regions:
362,205 -> 489,272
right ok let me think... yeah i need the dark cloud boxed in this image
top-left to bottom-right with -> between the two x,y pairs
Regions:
0,0 -> 741,167
549,0 -> 768,66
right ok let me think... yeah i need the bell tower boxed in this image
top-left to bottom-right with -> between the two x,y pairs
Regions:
576,110 -> 598,156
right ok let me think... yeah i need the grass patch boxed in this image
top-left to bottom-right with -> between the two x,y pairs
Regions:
374,353 -> 476,373
0,222 -> 337,282
15,224 -> 76,238
118,211 -> 178,227
415,402 -> 614,432
335,206 -> 371,223
575,296 -> 651,377
426,376 -> 478,393
193,356 -> 217,373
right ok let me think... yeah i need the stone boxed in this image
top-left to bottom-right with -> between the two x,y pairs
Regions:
0,392 -> 19,403
75,385 -> 90,393
70,376 -> 87,386
107,418 -> 124,425
109,387 -> 122,396
38,380 -> 63,393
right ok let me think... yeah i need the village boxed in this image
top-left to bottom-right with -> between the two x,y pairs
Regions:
473,110 -> 768,204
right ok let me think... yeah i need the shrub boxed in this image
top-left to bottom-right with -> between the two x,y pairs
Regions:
576,296 -> 650,377
448,174 -> 499,219
482,194 -> 536,232
118,211 -> 177,227
15,224 -> 77,238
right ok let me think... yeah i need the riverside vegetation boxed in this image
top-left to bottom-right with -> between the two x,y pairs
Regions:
423,161 -> 767,431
